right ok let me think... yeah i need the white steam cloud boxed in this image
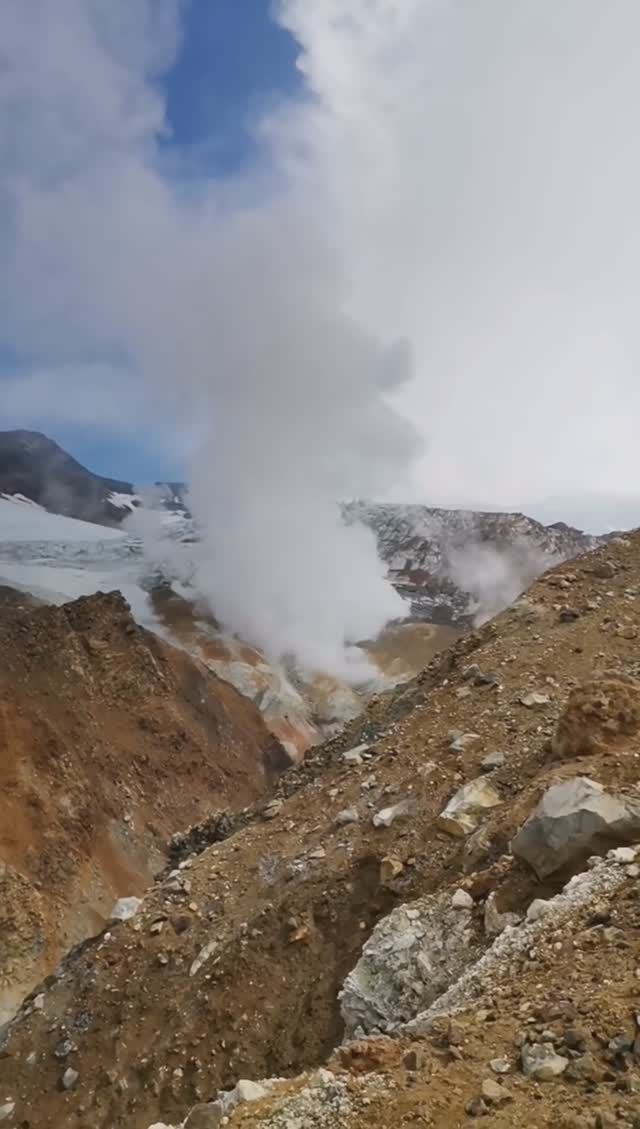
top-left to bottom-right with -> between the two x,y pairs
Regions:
1,1 -> 640,670
0,0 -> 419,678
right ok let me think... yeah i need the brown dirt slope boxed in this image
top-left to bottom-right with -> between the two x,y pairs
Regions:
0,589 -> 287,1022
2,534 -> 640,1128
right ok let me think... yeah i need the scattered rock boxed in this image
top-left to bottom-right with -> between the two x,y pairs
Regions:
481,1078 -> 511,1104
183,1103 -> 224,1129
261,800 -> 283,821
451,889 -> 474,910
373,800 -> 412,828
335,808 -> 359,825
437,778 -> 501,838
566,1052 -> 605,1083
220,1078 -> 270,1112
519,691 -> 551,708
463,825 -> 494,872
480,751 -> 505,772
403,1048 -> 424,1072
484,892 -> 520,938
53,1038 -> 77,1060
559,608 -> 581,623
380,856 -> 404,884
342,744 -> 370,766
593,561 -> 617,579
61,1067 -> 79,1091
512,776 -> 640,879
189,940 -> 217,977
465,1096 -> 487,1117
489,1056 -> 511,1074
110,896 -> 142,922
521,1042 -> 569,1080
449,733 -> 482,753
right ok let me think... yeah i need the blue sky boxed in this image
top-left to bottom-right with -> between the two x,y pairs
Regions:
1,1 -> 300,484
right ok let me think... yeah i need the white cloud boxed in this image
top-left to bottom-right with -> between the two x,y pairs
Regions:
278,1 -> 640,507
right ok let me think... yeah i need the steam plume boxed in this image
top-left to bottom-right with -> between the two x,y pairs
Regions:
0,0 -> 419,676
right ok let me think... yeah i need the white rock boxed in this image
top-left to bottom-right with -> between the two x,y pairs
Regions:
340,889 -> 484,1036
490,1057 -> 511,1074
526,899 -> 552,922
449,733 -> 481,753
335,808 -> 359,825
519,691 -> 551,708
608,846 -> 637,863
451,889 -> 474,910
484,892 -> 520,938
373,800 -> 411,828
220,1078 -> 269,1112
111,896 -> 142,922
0,1104 -> 15,1122
33,993 -> 45,1011
62,1067 -> 79,1090
342,744 -> 370,765
189,940 -> 217,977
437,778 -> 502,838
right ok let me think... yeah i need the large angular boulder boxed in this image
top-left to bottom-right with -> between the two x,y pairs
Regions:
511,777 -> 640,878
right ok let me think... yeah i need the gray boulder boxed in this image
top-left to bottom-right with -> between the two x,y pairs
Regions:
521,1042 -> 568,1080
512,777 -> 640,879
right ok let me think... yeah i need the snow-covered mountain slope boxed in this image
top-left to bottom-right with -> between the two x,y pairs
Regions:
346,501 -> 605,623
0,494 -> 126,542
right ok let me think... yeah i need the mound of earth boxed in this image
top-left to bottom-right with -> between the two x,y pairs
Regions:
2,532 -> 640,1127
0,588 -> 287,1022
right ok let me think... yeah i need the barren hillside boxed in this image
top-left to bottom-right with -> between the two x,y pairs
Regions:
0,588 -> 286,1021
2,534 -> 640,1127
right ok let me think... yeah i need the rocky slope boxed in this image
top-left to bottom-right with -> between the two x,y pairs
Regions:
2,532 -> 640,1127
347,501 -> 604,624
0,587 -> 286,1022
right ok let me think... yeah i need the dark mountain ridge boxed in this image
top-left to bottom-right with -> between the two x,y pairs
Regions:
0,430 -> 135,526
